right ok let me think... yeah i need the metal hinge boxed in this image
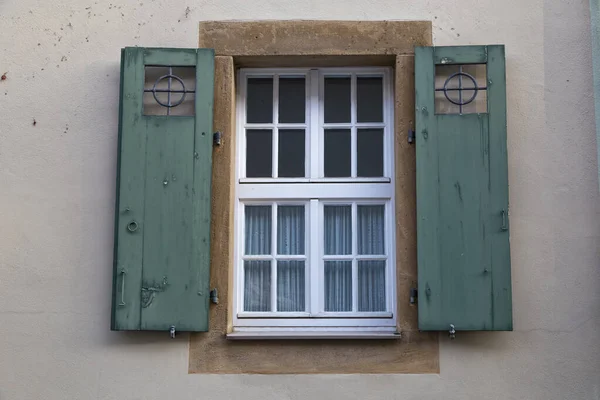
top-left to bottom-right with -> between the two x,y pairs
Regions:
409,288 -> 418,305
449,324 -> 456,340
213,131 -> 222,146
408,129 -> 415,144
210,288 -> 219,304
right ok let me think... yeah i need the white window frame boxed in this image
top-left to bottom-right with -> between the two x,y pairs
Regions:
233,67 -> 396,333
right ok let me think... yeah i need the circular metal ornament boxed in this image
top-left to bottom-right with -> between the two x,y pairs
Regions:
443,72 -> 479,106
152,74 -> 187,107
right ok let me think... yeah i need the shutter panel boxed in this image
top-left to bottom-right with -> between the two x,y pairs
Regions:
111,47 -> 214,332
415,45 -> 512,331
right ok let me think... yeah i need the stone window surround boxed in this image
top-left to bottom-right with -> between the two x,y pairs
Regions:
189,20 -> 439,374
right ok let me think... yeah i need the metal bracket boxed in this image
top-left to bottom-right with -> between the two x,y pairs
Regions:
210,288 -> 219,304
408,129 -> 415,144
213,131 -> 222,146
449,324 -> 456,340
170,325 -> 176,339
409,288 -> 418,305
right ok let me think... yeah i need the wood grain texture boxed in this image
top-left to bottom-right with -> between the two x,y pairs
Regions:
415,45 -> 512,331
433,45 -> 488,65
111,47 -> 146,330
487,45 -> 512,330
111,48 -> 214,332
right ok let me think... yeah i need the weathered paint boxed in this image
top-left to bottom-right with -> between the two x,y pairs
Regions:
0,0 -> 599,395
111,47 -> 215,332
416,45 -> 512,331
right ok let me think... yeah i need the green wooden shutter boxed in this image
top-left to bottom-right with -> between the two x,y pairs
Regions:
111,47 -> 214,332
415,45 -> 512,331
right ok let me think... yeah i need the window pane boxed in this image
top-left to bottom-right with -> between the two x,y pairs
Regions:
357,128 -> 384,177
324,77 -> 351,123
358,261 -> 386,311
278,129 -> 305,177
324,205 -> 351,255
435,64 -> 487,114
277,261 -> 305,312
244,260 -> 271,311
357,205 -> 385,255
277,205 -> 305,255
324,261 -> 352,311
247,77 -> 273,123
279,77 -> 305,123
324,129 -> 351,177
357,77 -> 383,122
245,205 -> 271,255
143,66 -> 196,116
246,129 -> 272,177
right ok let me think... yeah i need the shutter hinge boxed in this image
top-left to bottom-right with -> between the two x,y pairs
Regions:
408,129 -> 415,144
213,131 -> 222,146
409,288 -> 418,305
170,325 -> 176,339
210,288 -> 219,304
449,324 -> 456,340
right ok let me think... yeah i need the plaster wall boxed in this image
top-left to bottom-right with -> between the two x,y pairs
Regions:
0,0 -> 599,398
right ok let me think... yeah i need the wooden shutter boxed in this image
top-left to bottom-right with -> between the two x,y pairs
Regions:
415,45 -> 512,331
111,47 -> 214,332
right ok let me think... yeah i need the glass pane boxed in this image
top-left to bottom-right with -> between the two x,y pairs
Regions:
278,129 -> 305,177
277,261 -> 305,312
245,205 -> 271,255
279,77 -> 305,123
357,205 -> 385,255
247,77 -> 273,123
277,205 -> 305,255
324,77 -> 351,123
357,77 -> 383,122
324,129 -> 351,177
143,66 -> 195,116
324,205 -> 351,255
358,261 -> 386,311
357,128 -> 384,177
324,261 -> 352,311
246,129 -> 272,177
435,64 -> 487,114
244,260 -> 271,311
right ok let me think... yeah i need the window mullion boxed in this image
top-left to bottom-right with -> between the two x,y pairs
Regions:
271,203 -> 278,312
351,202 -> 358,312
351,73 -> 357,178
309,199 -> 320,315
273,75 -> 279,178
309,70 -> 319,179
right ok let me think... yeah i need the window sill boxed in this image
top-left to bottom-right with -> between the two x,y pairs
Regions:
226,331 -> 402,340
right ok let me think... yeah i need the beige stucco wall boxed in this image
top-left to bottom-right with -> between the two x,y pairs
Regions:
1,0 -> 599,398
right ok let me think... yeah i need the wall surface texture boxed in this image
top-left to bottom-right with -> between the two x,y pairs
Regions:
0,0 -> 599,398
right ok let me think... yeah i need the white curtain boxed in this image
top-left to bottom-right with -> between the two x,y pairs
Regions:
324,205 -> 386,312
357,205 -> 386,311
244,203 -> 385,313
244,205 -> 306,312
244,206 -> 271,311
324,206 -> 352,311
277,206 -> 305,312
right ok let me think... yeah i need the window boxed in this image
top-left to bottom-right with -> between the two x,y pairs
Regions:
234,67 -> 395,333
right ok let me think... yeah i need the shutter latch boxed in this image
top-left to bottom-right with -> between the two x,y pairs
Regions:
170,325 -> 176,339
408,129 -> 415,144
213,131 -> 222,146
449,324 -> 456,340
